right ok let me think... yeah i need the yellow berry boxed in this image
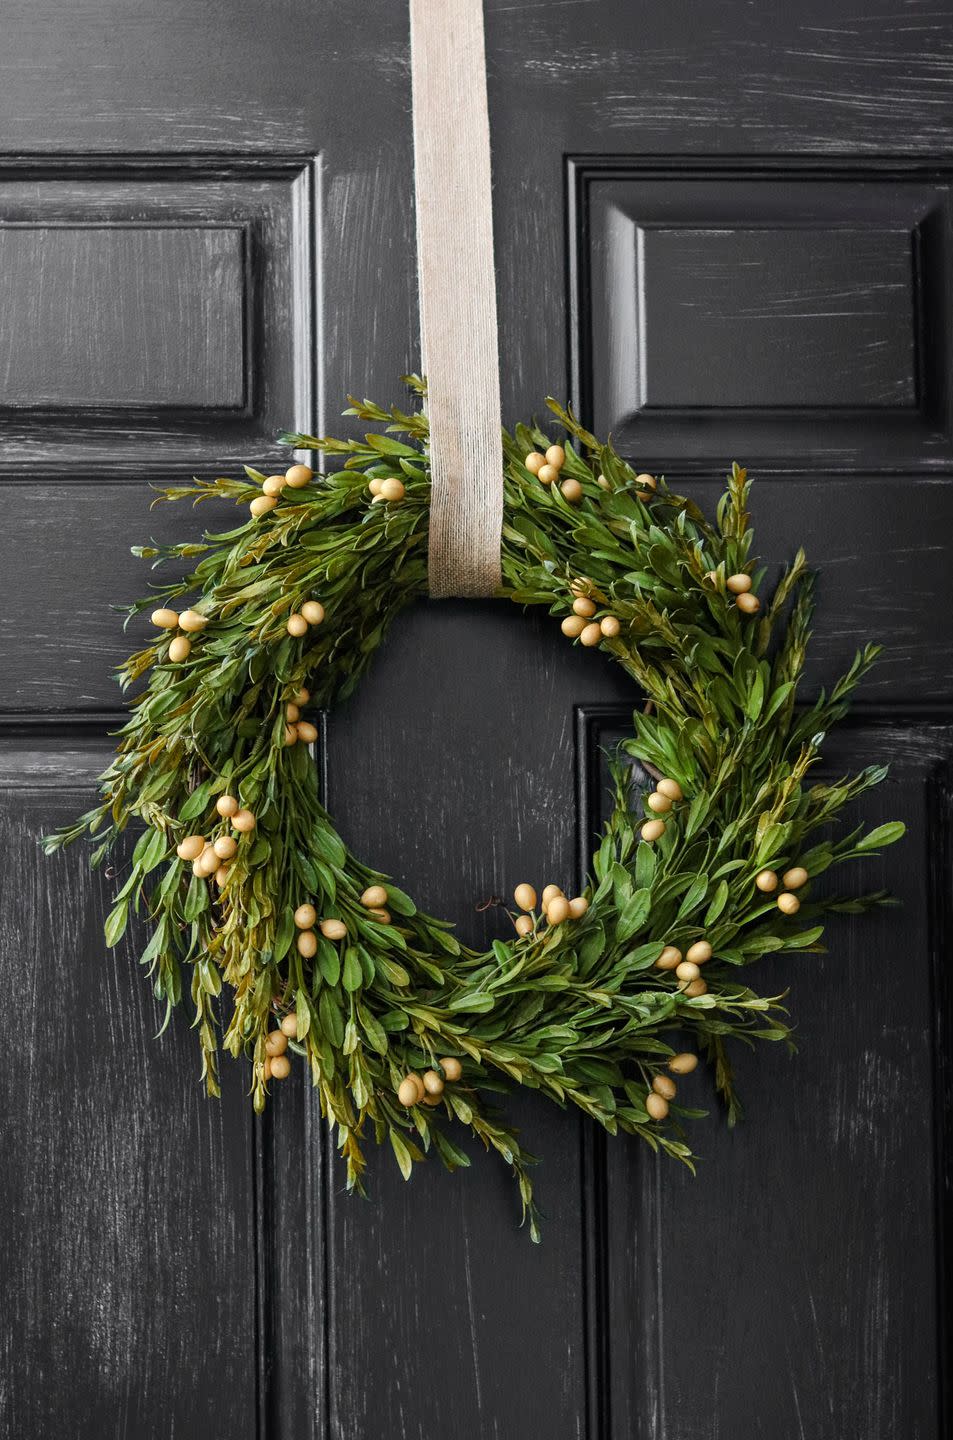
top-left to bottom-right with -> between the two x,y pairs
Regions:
514,883 -> 537,911
423,1069 -> 445,1096
398,1076 -> 422,1107
596,473 -> 611,490
176,834 -> 206,862
269,1054 -> 291,1080
216,795 -> 239,818
320,918 -> 347,941
541,884 -> 563,907
736,592 -> 761,615
783,866 -> 809,890
524,452 -> 545,475
647,791 -> 672,814
655,945 -> 682,971
755,869 -> 779,892
568,896 -> 589,919
286,702 -> 301,723
683,978 -> 708,997
645,1092 -> 669,1121
296,721 -> 318,744
600,615 -> 621,637
440,1057 -> 463,1082
777,892 -> 800,915
151,608 -> 179,629
656,778 -> 683,801
194,845 -> 218,879
168,636 -> 191,663
668,1052 -> 698,1074
232,809 -> 256,833
675,960 -> 701,982
547,896 -> 571,925
561,614 -> 587,637
579,622 -> 602,647
726,573 -> 752,594
178,610 -> 208,633
653,1074 -> 677,1101
280,1014 -> 298,1038
514,914 -> 534,937
572,596 -> 597,617
286,613 -> 308,637
265,1030 -> 288,1057
361,885 -> 388,909
250,495 -> 278,518
301,600 -> 325,625
379,477 -> 405,501
560,479 -> 583,503
213,835 -> 237,860
297,930 -> 318,957
369,477 -> 383,495
641,819 -> 665,842
263,475 -> 285,496
686,940 -> 712,965
634,474 -> 657,499
284,464 -> 313,488
545,445 -> 566,471
294,904 -> 317,929
537,463 -> 559,486
294,686 -> 310,705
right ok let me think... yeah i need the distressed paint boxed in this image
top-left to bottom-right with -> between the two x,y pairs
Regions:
0,0 -> 951,1436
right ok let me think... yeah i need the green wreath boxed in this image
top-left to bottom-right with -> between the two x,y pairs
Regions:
46,377 -> 903,1239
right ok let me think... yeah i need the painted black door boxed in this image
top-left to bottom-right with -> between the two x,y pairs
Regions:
2,3 -> 951,1437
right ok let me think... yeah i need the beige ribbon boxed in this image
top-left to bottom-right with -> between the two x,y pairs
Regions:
409,0 -> 503,598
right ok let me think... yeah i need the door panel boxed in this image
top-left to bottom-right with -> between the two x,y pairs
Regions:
2,1 -> 951,1436
0,730 -> 259,1437
589,715 -> 952,1440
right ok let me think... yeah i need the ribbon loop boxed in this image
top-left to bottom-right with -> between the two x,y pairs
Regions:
409,0 -> 503,598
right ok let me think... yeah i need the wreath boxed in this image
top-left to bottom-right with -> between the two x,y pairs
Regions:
46,377 -> 903,1239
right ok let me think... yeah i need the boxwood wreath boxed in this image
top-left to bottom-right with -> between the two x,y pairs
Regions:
46,377 -> 904,1240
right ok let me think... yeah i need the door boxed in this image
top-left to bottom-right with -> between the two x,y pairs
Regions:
2,2 -> 950,1437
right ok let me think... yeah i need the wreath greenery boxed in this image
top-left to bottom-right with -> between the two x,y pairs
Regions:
46,376 -> 904,1239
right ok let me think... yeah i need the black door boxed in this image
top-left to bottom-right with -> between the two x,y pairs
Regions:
3,3 -> 951,1437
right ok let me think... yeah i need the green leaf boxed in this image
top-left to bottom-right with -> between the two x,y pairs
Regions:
358,1004 -> 388,1055
180,783 -> 213,822
318,987 -> 344,1048
104,897 -> 129,947
676,874 -> 708,920
383,884 -> 417,916
704,879 -> 730,926
390,1130 -> 414,1181
616,887 -> 652,943
855,821 -> 906,852
295,988 -> 312,1040
183,876 -> 210,922
318,940 -> 341,987
273,909 -> 295,964
448,991 -> 496,1013
343,946 -> 364,993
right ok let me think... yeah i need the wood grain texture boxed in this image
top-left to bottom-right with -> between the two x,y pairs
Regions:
0,733 -> 259,1438
0,224 -> 246,409
320,603 -> 634,1439
0,158 -> 315,471
586,716 -> 952,1440
577,164 -> 953,472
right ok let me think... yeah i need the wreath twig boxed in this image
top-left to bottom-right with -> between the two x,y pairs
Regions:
45,377 -> 904,1240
